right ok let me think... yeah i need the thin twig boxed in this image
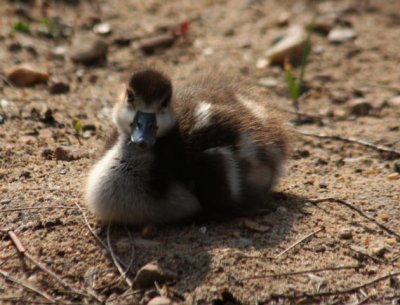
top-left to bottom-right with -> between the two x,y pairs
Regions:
275,228 -> 324,259
74,202 -> 128,269
0,268 -> 56,303
0,74 -> 15,87
309,198 -> 400,240
123,226 -> 136,277
242,265 -> 360,280
0,206 -> 79,213
0,297 -> 58,304
349,245 -> 384,264
106,224 -> 133,288
297,130 -> 400,157
353,295 -> 369,305
8,231 -> 101,303
275,106 -> 324,122
271,272 -> 400,299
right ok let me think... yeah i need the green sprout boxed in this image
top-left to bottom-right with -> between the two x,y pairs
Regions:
284,31 -> 311,112
72,118 -> 82,145
12,21 -> 30,33
72,118 -> 82,135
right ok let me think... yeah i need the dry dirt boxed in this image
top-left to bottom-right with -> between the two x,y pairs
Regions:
1,0 -> 400,304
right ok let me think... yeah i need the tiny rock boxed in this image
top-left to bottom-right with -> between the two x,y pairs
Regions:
265,25 -> 308,65
379,212 -> 389,221
349,98 -> 373,116
241,219 -> 271,233
133,262 -> 177,289
6,66 -> 49,87
387,95 -> 400,107
314,245 -> 326,253
311,16 -> 336,35
330,90 -> 349,104
276,11 -> 290,27
328,27 -> 357,43
42,149 -> 54,160
20,135 -> 36,145
350,245 -> 369,256
258,77 -> 278,88
49,82 -> 70,95
139,34 -> 177,55
147,296 -> 173,305
387,173 -> 400,180
54,147 -> 84,161
256,58 -> 269,69
93,22 -> 112,35
339,228 -> 353,240
371,245 -> 388,258
70,34 -> 108,64
51,46 -> 68,59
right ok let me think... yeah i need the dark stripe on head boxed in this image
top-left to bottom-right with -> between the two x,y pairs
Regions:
129,69 -> 172,105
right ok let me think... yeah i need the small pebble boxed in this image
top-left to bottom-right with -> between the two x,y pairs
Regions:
54,147 -> 84,161
387,95 -> 400,107
256,58 -> 268,69
6,66 -> 49,87
265,25 -> 308,65
20,171 -> 31,179
349,98 -> 373,116
387,173 -> 400,180
328,27 -> 357,43
52,46 -> 68,59
276,11 -> 290,27
70,34 -> 108,65
330,90 -> 349,104
199,226 -> 207,234
386,238 -> 397,246
314,245 -> 326,253
371,245 -> 388,258
49,82 -> 70,95
277,206 -> 288,214
133,262 -> 177,289
147,296 -> 172,305
42,149 -> 54,160
379,213 -> 389,221
311,17 -> 336,35
339,228 -> 353,240
93,22 -> 112,35
258,77 -> 278,88
241,219 -> 271,233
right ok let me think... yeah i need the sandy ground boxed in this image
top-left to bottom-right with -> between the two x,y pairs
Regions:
0,0 -> 400,304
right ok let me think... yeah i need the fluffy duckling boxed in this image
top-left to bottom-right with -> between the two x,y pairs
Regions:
85,68 -> 289,225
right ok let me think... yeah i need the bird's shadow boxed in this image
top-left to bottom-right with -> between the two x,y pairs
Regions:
100,192 -> 309,300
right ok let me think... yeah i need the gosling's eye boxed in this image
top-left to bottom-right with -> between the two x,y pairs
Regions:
160,93 -> 171,109
126,91 -> 135,105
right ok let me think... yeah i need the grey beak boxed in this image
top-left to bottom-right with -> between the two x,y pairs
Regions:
131,111 -> 156,149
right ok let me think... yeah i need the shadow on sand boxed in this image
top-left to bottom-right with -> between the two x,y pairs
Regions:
98,192 -> 309,303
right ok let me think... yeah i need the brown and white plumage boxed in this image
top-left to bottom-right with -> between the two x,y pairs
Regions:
85,68 -> 289,225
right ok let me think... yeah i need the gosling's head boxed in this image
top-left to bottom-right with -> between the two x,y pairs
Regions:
113,69 -> 176,149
